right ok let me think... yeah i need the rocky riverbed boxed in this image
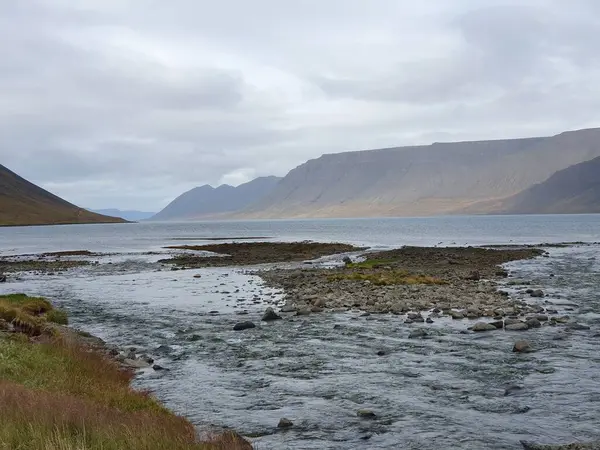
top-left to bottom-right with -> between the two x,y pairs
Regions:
255,246 -> 580,334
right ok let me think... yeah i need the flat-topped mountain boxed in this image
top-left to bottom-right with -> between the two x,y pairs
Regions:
237,128 -> 600,218
0,164 -> 126,226
151,176 -> 281,221
491,155 -> 600,214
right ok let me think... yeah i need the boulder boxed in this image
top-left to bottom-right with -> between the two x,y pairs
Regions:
357,409 -> 377,419
530,290 -> 545,298
566,323 -> 591,331
513,340 -> 533,353
471,322 -> 497,332
233,321 -> 256,331
409,329 -> 428,339
490,320 -> 505,329
450,311 -> 465,320
426,318 -> 434,324
506,322 -> 529,331
280,305 -> 297,313
262,307 -> 282,322
277,418 -> 293,428
526,318 -> 542,329
122,358 -> 151,369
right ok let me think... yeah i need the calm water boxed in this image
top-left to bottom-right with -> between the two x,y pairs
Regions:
1,215 -> 600,449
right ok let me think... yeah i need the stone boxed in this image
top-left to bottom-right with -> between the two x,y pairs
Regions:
505,318 -> 523,326
566,323 -> 591,331
496,269 -> 509,278
233,321 -> 256,331
125,350 -> 137,360
504,385 -> 524,396
357,409 -> 377,419
513,340 -> 533,353
377,350 -> 386,356
140,354 -> 154,364
122,358 -> 151,369
506,322 -> 529,331
490,320 -> 505,329
342,256 -> 352,265
152,364 -> 169,371
193,274 -> 202,278
530,290 -> 545,298
280,305 -> 297,313
311,307 -> 323,313
262,307 -> 282,322
426,318 -> 434,324
471,322 -> 497,332
534,315 -> 549,322
466,270 -> 481,281
295,309 -> 311,316
0,274 -> 6,283
409,329 -> 428,339
450,311 -> 465,320
407,313 -> 422,320
313,298 -> 327,308
526,318 -> 542,329
277,418 -> 293,428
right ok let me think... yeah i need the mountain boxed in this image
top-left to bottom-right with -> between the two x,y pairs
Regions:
490,156 -> 600,214
0,164 -> 126,226
90,209 -> 155,221
150,176 -> 281,221
237,128 -> 600,219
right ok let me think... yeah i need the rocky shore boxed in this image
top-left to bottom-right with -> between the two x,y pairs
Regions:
256,246 -> 584,333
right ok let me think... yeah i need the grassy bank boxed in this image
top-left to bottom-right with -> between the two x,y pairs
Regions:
0,294 -> 251,450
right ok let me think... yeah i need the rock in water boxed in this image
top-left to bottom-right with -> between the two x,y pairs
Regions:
122,358 -> 151,369
409,329 -> 428,339
526,318 -> 542,328
567,323 -> 591,331
233,321 -> 256,331
277,418 -> 293,428
521,441 -> 600,450
0,273 -> 6,283
506,322 -> 530,331
513,340 -> 533,353
471,322 -> 497,332
280,305 -> 297,313
450,311 -> 465,320
357,409 -> 377,419
530,289 -> 545,298
262,307 -> 282,322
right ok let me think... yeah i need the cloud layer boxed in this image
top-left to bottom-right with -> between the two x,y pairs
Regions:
1,0 -> 599,210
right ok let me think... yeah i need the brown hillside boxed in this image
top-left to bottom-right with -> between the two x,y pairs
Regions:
0,164 -> 125,226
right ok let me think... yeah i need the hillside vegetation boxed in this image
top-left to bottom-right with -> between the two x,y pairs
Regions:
0,164 -> 125,226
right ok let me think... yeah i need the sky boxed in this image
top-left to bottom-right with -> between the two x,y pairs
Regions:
1,0 -> 599,211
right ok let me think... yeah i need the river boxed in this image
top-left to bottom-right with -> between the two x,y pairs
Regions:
1,215 -> 599,449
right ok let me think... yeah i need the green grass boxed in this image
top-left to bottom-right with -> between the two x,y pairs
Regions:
329,270 -> 447,286
0,293 -> 252,450
345,258 -> 396,269
0,293 -> 67,335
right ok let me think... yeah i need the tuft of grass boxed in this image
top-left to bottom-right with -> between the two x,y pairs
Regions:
328,270 -> 447,286
346,258 -> 396,269
46,308 -> 69,325
0,293 -> 253,450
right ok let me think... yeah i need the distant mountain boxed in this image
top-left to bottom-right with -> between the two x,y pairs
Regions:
90,209 -> 155,221
236,128 -> 600,218
150,176 -> 281,221
0,164 -> 126,226
490,156 -> 600,214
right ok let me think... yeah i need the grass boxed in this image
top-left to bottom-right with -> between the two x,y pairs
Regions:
345,258 -> 396,269
0,294 -> 252,450
0,293 -> 66,335
329,269 -> 447,286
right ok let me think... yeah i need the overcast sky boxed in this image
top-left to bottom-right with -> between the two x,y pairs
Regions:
1,0 -> 599,211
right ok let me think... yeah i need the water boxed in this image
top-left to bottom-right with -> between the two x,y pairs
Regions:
1,215 -> 600,449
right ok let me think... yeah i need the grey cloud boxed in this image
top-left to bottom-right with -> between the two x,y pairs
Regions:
0,0 -> 599,210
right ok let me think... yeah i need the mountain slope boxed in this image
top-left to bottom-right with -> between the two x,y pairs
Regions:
151,176 -> 281,221
238,128 -> 600,218
0,164 -> 126,226
491,156 -> 600,214
90,209 -> 155,221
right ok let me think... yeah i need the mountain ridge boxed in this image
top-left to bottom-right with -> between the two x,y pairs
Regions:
0,164 -> 126,226
150,176 -> 281,221
234,128 -> 600,218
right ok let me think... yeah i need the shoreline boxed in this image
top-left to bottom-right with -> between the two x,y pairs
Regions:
0,293 -> 252,450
